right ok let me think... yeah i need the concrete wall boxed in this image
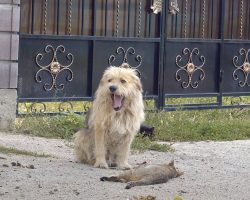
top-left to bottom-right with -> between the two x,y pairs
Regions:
0,0 -> 20,130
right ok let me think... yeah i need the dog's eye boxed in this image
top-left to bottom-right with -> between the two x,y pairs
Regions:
108,79 -> 112,82
120,79 -> 126,84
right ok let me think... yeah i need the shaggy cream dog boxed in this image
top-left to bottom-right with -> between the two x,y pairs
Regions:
74,66 -> 145,169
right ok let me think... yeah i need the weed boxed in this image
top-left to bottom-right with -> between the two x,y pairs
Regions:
132,135 -> 174,152
173,196 -> 183,200
0,145 -> 51,157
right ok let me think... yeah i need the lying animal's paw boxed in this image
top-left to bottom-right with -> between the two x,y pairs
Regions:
100,177 -> 108,181
125,182 -> 135,189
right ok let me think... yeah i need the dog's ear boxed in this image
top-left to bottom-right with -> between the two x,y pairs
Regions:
99,77 -> 105,86
134,70 -> 141,79
120,63 -> 141,79
131,69 -> 142,92
99,69 -> 110,86
135,78 -> 143,93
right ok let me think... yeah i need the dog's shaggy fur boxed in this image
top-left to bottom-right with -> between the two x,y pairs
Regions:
74,66 -> 145,169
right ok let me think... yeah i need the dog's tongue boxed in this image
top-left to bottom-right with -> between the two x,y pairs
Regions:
113,94 -> 122,109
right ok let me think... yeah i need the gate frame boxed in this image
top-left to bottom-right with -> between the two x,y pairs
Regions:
17,0 -> 250,115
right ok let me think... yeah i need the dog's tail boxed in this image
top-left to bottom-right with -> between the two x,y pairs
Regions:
73,129 -> 89,163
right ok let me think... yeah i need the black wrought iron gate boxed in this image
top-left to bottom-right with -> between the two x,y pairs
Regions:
18,0 -> 250,114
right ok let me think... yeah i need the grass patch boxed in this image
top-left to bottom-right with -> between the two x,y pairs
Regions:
15,106 -> 250,151
0,145 -> 51,157
145,108 -> 250,141
16,113 -> 85,139
132,135 -> 174,152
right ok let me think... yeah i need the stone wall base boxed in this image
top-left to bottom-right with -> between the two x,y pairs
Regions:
0,89 -> 17,131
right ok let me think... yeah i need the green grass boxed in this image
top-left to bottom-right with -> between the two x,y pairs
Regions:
15,105 -> 250,152
132,135 -> 174,152
0,145 -> 51,157
145,108 -> 250,141
16,113 -> 85,139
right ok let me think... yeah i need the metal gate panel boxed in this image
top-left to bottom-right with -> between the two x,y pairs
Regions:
18,36 -> 92,101
164,41 -> 220,95
221,42 -> 250,94
92,40 -> 160,96
18,0 -> 250,114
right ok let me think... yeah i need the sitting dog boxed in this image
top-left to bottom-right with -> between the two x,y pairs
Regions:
74,65 -> 145,169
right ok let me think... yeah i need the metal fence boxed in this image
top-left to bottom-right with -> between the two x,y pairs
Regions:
18,0 -> 250,114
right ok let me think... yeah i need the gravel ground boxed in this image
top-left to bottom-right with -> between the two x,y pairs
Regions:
0,131 -> 250,200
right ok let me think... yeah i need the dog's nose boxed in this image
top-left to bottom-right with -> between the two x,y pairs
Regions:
109,85 -> 117,93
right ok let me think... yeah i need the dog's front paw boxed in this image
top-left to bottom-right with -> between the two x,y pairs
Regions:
117,163 -> 132,170
94,161 -> 108,169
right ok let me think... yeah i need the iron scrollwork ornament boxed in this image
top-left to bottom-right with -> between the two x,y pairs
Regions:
233,48 -> 250,87
109,47 -> 142,77
24,102 -> 47,113
58,102 -> 73,113
175,48 -> 206,89
35,45 -> 74,91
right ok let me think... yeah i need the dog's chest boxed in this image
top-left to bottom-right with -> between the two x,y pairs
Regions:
106,112 -> 135,130
105,130 -> 126,145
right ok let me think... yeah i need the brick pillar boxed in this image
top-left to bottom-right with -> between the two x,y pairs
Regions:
0,0 -> 20,130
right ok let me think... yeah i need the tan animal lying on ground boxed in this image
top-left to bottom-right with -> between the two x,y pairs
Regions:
100,160 -> 183,189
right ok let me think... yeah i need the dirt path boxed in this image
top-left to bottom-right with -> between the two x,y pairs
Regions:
0,131 -> 250,200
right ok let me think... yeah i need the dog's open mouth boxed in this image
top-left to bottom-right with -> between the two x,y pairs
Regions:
111,94 -> 124,111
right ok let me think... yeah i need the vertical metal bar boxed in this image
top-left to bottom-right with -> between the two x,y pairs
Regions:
127,0 -> 131,37
218,0 -> 225,107
239,0 -> 244,39
81,0 -> 84,35
230,0 -> 234,39
180,0 -> 183,38
210,0 -> 214,38
198,0 -> 201,38
31,0 -> 34,34
157,0 -> 167,110
137,0 -> 142,37
189,0 -> 192,37
174,10 -> 178,37
104,0 -> 108,36
43,0 -> 48,34
115,0 -> 120,37
148,0 -> 152,37
67,0 -> 72,35
184,0 -> 188,38
201,0 -> 206,38
90,0 -> 96,94
170,14 -> 174,37
248,0 -> 250,39
57,0 -> 60,35
192,0 -> 196,38
145,7 -> 149,37
92,0 -> 97,36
